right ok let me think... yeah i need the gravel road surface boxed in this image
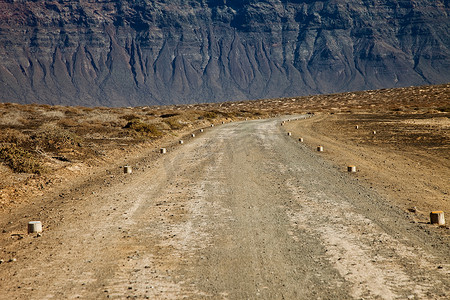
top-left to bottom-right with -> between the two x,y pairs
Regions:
1,117 -> 449,299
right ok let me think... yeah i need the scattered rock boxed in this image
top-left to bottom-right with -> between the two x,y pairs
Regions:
408,206 -> 417,213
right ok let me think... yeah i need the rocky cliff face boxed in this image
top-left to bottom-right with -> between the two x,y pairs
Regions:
0,0 -> 449,106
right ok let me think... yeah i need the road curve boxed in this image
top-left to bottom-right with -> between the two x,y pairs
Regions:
1,117 -> 449,299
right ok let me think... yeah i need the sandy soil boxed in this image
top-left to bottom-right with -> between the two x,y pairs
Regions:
283,112 -> 450,228
0,117 -> 448,299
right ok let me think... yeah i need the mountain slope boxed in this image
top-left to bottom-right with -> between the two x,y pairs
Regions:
0,0 -> 449,106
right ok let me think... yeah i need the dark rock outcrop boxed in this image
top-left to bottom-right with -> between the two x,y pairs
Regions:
0,0 -> 449,106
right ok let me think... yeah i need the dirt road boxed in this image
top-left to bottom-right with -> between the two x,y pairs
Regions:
1,117 -> 449,299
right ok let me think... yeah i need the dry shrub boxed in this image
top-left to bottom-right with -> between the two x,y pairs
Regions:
123,119 -> 162,137
164,116 -> 185,130
41,110 -> 65,119
160,113 -> 179,118
64,107 -> 82,116
38,104 -> 52,110
19,104 -> 40,113
120,114 -> 141,121
0,111 -> 27,126
0,144 -> 42,174
0,128 -> 28,145
58,118 -> 79,128
179,111 -> 201,122
75,110 -> 122,129
33,124 -> 82,150
203,111 -> 217,119
437,107 -> 450,113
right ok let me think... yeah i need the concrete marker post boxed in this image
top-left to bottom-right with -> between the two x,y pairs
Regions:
355,125 -> 359,129
191,133 -> 195,138
28,221 -> 42,234
160,148 -> 167,154
124,166 -> 132,174
287,132 -> 292,136
179,140 -> 183,144
347,165 -> 356,172
430,211 -> 445,225
317,146 -> 323,152
299,138 -> 304,142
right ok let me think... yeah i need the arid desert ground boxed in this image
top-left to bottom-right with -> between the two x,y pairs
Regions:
0,84 -> 448,299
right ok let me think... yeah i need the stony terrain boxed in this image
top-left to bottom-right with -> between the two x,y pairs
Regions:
0,0 -> 449,106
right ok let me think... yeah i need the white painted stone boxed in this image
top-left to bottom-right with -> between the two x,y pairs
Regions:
28,221 -> 42,234
430,211 -> 445,225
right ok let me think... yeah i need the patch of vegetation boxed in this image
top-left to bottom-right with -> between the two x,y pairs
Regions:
164,116 -> 185,130
64,107 -> 81,116
0,128 -> 28,145
58,118 -> 79,128
33,125 -> 82,150
203,111 -> 217,119
123,119 -> 162,137
160,113 -> 179,118
0,144 -> 43,174
436,107 -> 450,113
120,114 -> 141,121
